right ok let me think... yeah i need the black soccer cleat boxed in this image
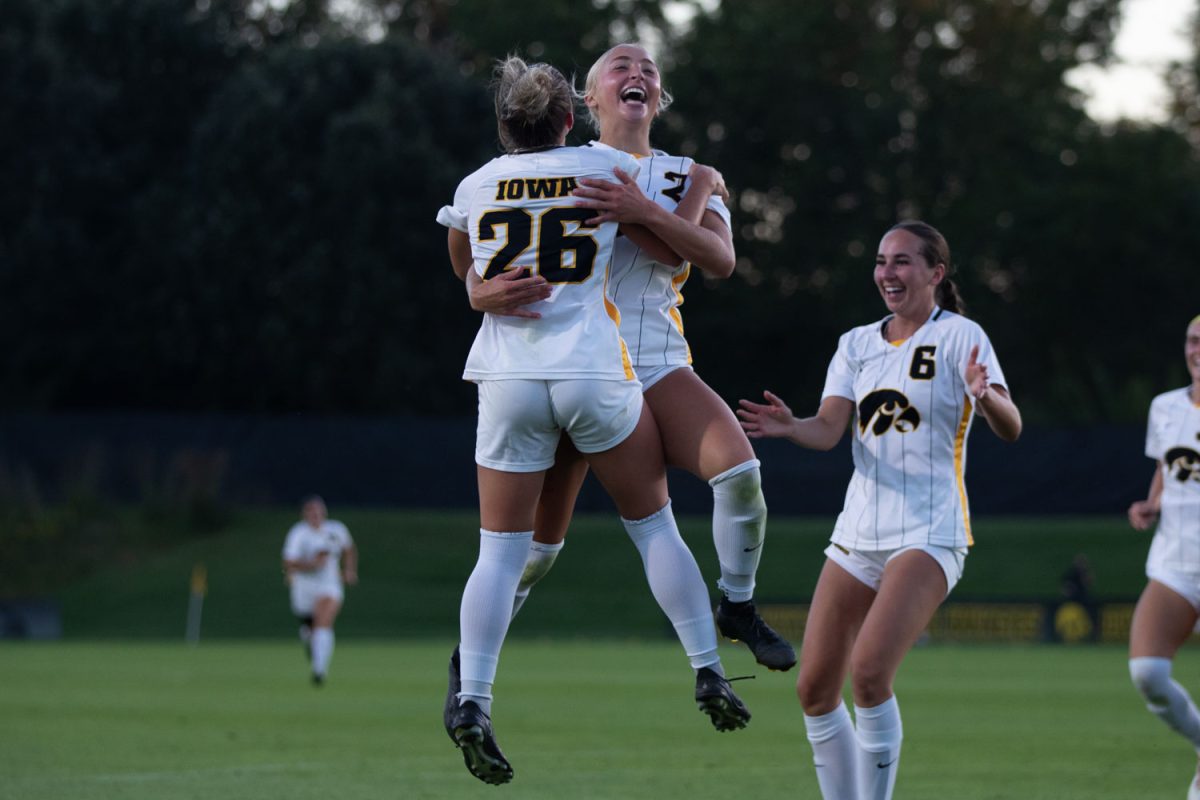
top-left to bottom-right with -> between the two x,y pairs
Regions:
716,597 -> 797,672
448,700 -> 513,785
311,673 -> 324,687
443,646 -> 461,743
694,667 -> 751,732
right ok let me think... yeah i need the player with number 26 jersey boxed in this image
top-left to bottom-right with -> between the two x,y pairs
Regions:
437,145 -> 641,381
823,306 -> 1007,551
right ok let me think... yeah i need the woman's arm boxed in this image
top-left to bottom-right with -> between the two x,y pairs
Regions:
965,345 -> 1022,442
448,228 -> 473,281
465,269 -> 550,318
283,553 -> 328,574
574,166 -> 736,277
974,385 -> 1022,442
737,391 -> 853,451
1128,465 -> 1163,530
341,544 -> 359,586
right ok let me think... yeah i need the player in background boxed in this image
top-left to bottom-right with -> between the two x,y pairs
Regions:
281,495 -> 357,686
1127,315 -> 1200,800
737,221 -> 1021,800
436,55 -> 750,786
465,42 -> 795,672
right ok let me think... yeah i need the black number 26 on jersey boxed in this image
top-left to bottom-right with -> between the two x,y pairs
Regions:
479,207 -> 599,283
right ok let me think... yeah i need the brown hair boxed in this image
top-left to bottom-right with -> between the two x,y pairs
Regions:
492,55 -> 574,153
887,220 -> 965,316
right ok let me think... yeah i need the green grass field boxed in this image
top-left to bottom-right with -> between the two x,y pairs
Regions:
1,639 -> 1196,800
52,509 -> 1151,639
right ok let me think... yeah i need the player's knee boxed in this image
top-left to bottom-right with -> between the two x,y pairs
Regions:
796,670 -> 840,715
518,542 -> 562,592
849,657 -> 893,707
1130,656 -> 1172,705
710,461 -> 767,519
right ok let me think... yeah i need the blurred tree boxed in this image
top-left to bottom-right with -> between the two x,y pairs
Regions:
3,0 -> 1199,422
0,0 -> 244,409
0,0 -> 491,413
166,34 -> 492,412
653,0 -> 1200,422
1166,2 -> 1200,149
347,0 -> 682,79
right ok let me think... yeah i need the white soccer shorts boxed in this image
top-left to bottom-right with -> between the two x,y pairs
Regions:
475,378 -> 643,472
825,542 -> 967,597
289,578 -> 343,616
634,364 -> 691,392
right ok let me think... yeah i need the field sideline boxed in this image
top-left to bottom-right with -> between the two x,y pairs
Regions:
53,509 -> 1150,639
1,639 -> 1196,800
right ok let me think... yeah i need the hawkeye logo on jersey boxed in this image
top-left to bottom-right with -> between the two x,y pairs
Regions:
495,177 -> 578,201
1165,446 -> 1200,483
858,389 -> 921,437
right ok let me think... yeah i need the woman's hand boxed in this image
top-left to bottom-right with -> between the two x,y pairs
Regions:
1128,499 -> 1160,531
689,163 -> 729,203
469,268 -> 551,318
737,390 -> 797,439
573,167 -> 658,225
965,345 -> 990,399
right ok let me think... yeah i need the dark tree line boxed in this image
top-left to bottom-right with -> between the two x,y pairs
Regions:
3,0 -> 1199,422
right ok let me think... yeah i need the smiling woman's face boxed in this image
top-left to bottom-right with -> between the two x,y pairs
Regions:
586,44 -> 662,133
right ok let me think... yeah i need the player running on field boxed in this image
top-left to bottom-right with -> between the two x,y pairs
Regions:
1127,315 -> 1200,800
738,220 -> 1022,800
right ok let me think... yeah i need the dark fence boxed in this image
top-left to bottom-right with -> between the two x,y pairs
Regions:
0,412 -> 1148,515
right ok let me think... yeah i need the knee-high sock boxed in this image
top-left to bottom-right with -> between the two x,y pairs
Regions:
856,697 -> 903,800
510,541 -> 563,620
804,701 -> 859,800
458,529 -> 533,714
311,627 -> 334,677
623,501 -> 721,672
1131,657 -> 1200,750
710,460 -> 767,603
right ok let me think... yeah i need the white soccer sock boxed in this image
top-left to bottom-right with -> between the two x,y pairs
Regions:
1131,657 -> 1200,750
623,501 -> 721,672
710,460 -> 766,603
804,701 -> 859,800
510,540 -> 564,620
458,529 -> 534,715
855,696 -> 903,800
310,627 -> 334,677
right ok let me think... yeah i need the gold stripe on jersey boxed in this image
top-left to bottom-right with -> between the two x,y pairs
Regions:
667,264 -> 693,364
602,262 -> 635,380
955,397 -> 973,546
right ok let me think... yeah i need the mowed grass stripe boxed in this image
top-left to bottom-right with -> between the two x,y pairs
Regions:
0,640 -> 1196,800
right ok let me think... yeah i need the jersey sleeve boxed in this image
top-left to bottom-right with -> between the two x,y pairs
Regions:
821,331 -> 857,401
704,194 -> 732,231
615,151 -> 642,183
282,526 -> 304,560
435,171 -> 479,232
1145,396 -> 1167,460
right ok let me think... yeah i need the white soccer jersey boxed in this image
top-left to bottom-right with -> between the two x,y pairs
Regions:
595,142 -> 732,367
437,146 -> 642,381
1144,387 -> 1200,575
283,519 -> 353,591
822,306 -> 1007,550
